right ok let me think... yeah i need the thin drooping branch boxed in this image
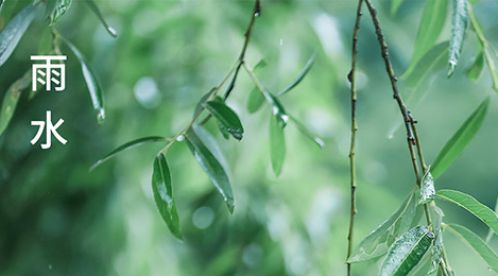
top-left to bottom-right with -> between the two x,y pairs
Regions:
346,1 -> 364,275
223,0 -> 261,100
363,0 -> 452,273
161,0 -> 260,152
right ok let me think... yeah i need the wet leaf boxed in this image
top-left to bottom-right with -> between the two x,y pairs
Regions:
288,114 -> 324,148
84,0 -> 117,37
448,0 -> 468,76
49,0 -> 72,24
246,59 -> 267,113
205,101 -> 244,140
278,54 -> 314,96
0,71 -> 31,136
448,224 -> 498,273
402,42 -> 448,88
431,97 -> 490,178
419,168 -> 435,204
380,226 -> 434,276
61,37 -> 106,124
91,136 -> 167,171
403,0 -> 448,77
466,51 -> 484,80
269,113 -> 285,176
0,3 -> 42,67
152,153 -> 182,239
437,189 -> 498,235
186,126 -> 234,213
348,192 -> 419,263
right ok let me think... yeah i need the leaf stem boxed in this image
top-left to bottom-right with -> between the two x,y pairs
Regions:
346,1 -> 363,275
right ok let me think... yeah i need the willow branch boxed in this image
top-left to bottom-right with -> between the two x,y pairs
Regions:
363,0 -> 452,273
346,1 -> 363,275
223,0 -> 261,100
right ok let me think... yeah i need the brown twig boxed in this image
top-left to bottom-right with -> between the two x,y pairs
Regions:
363,0 -> 452,273
346,1 -> 364,275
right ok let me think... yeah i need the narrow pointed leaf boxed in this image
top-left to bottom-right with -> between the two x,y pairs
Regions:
194,88 -> 216,118
61,37 -> 106,124
269,113 -> 285,176
466,51 -> 484,80
348,192 -> 418,263
447,224 -> 498,273
380,226 -> 434,276
152,153 -> 182,239
84,0 -> 117,37
288,114 -> 324,148
431,97 -> 490,178
403,0 -> 448,77
278,55 -> 315,96
402,42 -> 448,87
49,0 -> 72,24
486,197 -> 498,243
205,101 -> 244,140
91,136 -> 166,171
448,0 -> 468,76
0,3 -> 42,67
390,0 -> 405,15
246,59 -> 267,113
437,189 -> 498,235
0,71 -> 31,136
419,168 -> 435,204
428,206 -> 445,276
186,127 -> 234,213
247,87 -> 265,113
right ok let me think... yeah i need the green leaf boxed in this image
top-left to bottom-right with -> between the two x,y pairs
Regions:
269,113 -> 286,176
419,168 -> 435,204
246,60 -> 267,113
403,0 -> 448,77
288,114 -> 324,148
486,197 -> 498,243
247,87 -> 265,114
61,37 -> 106,124
84,0 -> 117,37
186,127 -> 234,213
466,51 -> 484,80
380,226 -> 434,276
193,88 -> 216,118
0,3 -> 42,67
447,224 -> 498,273
391,0 -> 405,15
402,42 -> 449,87
205,101 -> 244,140
152,153 -> 182,239
91,136 -> 167,171
428,205 -> 445,276
278,54 -> 314,96
49,0 -> 72,24
348,192 -> 419,263
0,71 -> 31,136
448,0 -> 468,76
437,189 -> 498,235
431,97 -> 490,178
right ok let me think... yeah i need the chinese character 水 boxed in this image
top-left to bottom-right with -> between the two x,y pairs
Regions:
30,111 -> 67,149
31,55 -> 67,92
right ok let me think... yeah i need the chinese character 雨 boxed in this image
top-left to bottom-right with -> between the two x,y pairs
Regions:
31,111 -> 67,149
31,55 -> 67,92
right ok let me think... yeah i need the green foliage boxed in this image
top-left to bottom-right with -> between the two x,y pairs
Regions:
49,0 -> 72,25
0,71 -> 30,136
61,36 -> 106,124
152,153 -> 182,239
419,169 -> 435,204
380,225 -> 434,276
278,54 -> 314,96
205,101 -> 244,141
448,0 -> 468,76
403,0 -> 448,78
431,97 -> 490,179
84,0 -> 117,37
269,112 -> 286,176
186,127 -> 234,213
466,51 -> 484,80
347,192 -> 418,263
437,190 -> 498,235
447,224 -> 498,273
0,3 -> 42,67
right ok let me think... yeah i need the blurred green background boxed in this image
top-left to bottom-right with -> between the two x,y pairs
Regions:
0,0 -> 497,275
